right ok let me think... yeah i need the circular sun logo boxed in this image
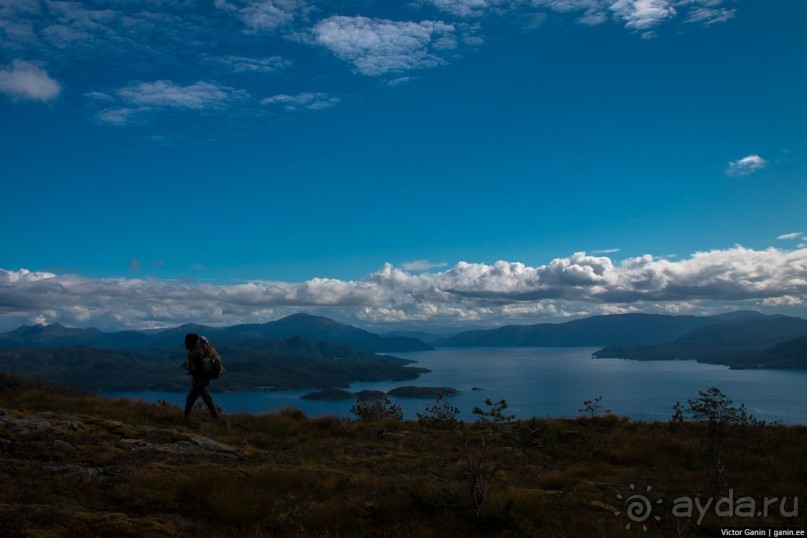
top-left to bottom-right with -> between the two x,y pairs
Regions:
614,484 -> 663,531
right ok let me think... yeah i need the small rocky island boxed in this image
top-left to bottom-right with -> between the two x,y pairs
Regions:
387,386 -> 460,398
301,386 -> 460,400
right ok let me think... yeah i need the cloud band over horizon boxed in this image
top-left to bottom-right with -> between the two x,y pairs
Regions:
2,246 -> 806,331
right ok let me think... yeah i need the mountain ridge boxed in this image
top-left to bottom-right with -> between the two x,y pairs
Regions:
593,315 -> 807,368
434,311 -> 768,347
0,313 -> 433,353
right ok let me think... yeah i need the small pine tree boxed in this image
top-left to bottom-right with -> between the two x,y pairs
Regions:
417,395 -> 460,428
464,399 -> 515,515
670,401 -> 686,426
350,396 -> 403,421
687,386 -> 761,435
472,399 -> 514,425
579,395 -> 610,418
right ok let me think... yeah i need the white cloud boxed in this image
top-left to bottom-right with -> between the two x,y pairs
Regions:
0,59 -> 61,102
762,295 -> 804,307
90,80 -> 250,124
117,80 -> 248,110
205,54 -> 292,73
241,0 -> 296,30
610,0 -> 676,30
686,6 -> 734,25
262,92 -> 340,111
428,0 -> 511,17
727,154 -> 767,177
2,246 -> 806,330
214,0 -> 307,31
386,76 -> 414,87
591,248 -> 621,254
95,107 -> 140,126
400,260 -> 450,272
531,0 -> 733,29
532,0 -> 605,13
532,0 -> 609,25
312,15 -> 457,76
778,232 -> 802,241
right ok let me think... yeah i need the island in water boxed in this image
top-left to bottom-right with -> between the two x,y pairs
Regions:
302,386 -> 460,400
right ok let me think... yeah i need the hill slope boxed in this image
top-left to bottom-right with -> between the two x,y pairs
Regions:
0,335 -> 428,391
594,315 -> 807,368
730,334 -> 807,369
435,311 -> 765,347
1,372 -> 805,536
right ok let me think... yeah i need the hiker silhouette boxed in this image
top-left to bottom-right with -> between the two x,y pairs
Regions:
183,333 -> 220,420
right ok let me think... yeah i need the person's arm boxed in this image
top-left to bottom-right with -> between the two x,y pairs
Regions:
185,348 -> 199,373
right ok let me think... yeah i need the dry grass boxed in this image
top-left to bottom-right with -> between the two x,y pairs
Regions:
1,372 -> 806,537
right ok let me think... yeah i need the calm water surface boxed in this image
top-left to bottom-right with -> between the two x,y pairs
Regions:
102,347 -> 807,424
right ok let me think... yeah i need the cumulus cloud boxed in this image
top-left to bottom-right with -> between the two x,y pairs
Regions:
117,80 -> 248,110
262,92 -> 340,111
2,246 -> 806,330
727,154 -> 767,177
427,0 -> 514,17
400,260 -> 450,272
90,80 -> 250,124
610,0 -> 676,30
215,0 -> 308,32
1,0 -> 743,132
0,59 -> 61,102
531,0 -> 734,30
762,296 -> 804,307
312,16 -> 457,76
2,0 -> 217,64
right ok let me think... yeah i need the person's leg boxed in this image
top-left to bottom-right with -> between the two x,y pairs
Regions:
184,383 -> 202,418
198,380 -> 219,419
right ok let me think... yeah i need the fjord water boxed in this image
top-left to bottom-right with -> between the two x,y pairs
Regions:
103,347 -> 807,424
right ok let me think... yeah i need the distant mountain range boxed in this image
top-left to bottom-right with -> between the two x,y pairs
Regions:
0,314 -> 436,391
0,313 -> 433,353
2,311 -> 806,390
434,311 -> 767,347
594,315 -> 807,369
0,334 -> 429,392
434,310 -> 807,369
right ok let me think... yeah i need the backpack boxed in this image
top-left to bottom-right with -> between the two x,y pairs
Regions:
196,340 -> 224,380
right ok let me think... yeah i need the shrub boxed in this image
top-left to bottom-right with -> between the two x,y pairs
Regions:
417,395 -> 460,428
472,399 -> 514,425
578,396 -> 610,418
686,386 -> 762,435
350,396 -> 403,421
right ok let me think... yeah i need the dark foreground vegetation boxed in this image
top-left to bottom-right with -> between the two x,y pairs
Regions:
1,372 -> 805,537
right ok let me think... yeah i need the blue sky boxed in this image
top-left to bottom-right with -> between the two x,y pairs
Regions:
1,0 -> 806,331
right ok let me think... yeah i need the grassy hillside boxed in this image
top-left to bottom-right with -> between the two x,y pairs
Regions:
1,373 -> 805,537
